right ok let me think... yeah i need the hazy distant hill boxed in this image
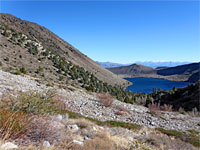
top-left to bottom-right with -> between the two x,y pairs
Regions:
135,61 -> 191,68
157,62 -> 200,76
108,64 -> 156,76
97,61 -> 191,68
96,61 -> 128,68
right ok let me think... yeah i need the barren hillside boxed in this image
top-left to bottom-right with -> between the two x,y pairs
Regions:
0,13 -> 128,87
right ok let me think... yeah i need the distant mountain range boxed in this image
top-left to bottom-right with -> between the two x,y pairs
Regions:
96,61 -> 128,68
97,61 -> 192,68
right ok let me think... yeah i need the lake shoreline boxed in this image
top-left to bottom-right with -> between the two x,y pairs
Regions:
124,77 -> 189,93
119,74 -> 190,85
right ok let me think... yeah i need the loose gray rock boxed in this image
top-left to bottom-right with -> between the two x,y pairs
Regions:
72,140 -> 84,146
43,141 -> 51,147
68,124 -> 79,132
0,142 -> 18,149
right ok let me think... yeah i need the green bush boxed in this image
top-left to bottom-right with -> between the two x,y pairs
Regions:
28,46 -> 38,55
4,57 -> 9,62
3,29 -> 10,37
1,90 -> 65,115
37,66 -> 43,73
20,67 -> 27,74
124,96 -> 133,104
14,71 -> 21,75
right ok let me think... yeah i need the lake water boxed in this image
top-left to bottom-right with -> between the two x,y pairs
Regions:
125,77 -> 189,93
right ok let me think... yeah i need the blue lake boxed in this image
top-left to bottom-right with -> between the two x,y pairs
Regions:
125,77 -> 189,93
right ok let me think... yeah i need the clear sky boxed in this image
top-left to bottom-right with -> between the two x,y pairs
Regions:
1,0 -> 199,63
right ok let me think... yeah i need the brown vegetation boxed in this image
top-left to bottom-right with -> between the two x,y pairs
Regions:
148,100 -> 172,115
98,93 -> 113,107
0,108 -> 32,141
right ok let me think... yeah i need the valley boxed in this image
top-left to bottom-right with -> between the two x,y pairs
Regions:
108,63 -> 200,83
0,13 -> 199,150
125,77 -> 189,93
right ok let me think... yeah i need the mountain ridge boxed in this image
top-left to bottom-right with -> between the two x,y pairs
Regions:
97,61 -> 192,68
0,13 -> 128,87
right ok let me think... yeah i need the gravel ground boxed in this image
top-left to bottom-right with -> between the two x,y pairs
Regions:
0,69 -> 199,133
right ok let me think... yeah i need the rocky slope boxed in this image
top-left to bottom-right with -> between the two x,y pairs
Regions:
0,69 -> 200,132
0,13 -> 128,87
0,69 -> 199,149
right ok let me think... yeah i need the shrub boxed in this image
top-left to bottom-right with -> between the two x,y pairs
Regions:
156,128 -> 200,147
20,67 -> 27,74
0,61 -> 2,66
113,105 -> 130,113
14,71 -> 21,75
98,92 -> 113,107
187,129 -> 200,135
59,76 -> 64,81
124,96 -> 133,104
105,120 -> 141,131
115,111 -> 124,116
148,100 -> 161,115
0,108 -> 32,141
160,104 -> 173,112
4,57 -> 9,62
148,100 -> 173,114
2,29 -> 10,37
178,107 -> 186,114
28,46 -> 38,55
188,107 -> 200,117
1,90 -> 66,115
82,134 -> 116,150
38,66 -> 43,72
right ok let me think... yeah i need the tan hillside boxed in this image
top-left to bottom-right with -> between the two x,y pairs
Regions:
108,63 -> 156,76
0,13 -> 128,87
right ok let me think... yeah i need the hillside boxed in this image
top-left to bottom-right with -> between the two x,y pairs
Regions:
0,13 -> 128,88
0,13 -> 200,150
157,62 -> 200,76
0,69 -> 199,150
108,62 -> 200,83
151,81 -> 200,112
108,64 -> 156,76
188,71 -> 200,83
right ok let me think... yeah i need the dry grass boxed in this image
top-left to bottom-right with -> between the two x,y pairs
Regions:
115,111 -> 124,116
146,132 -> 197,150
156,128 -> 200,148
148,101 -> 161,115
0,108 -> 33,141
98,93 -> 113,107
71,118 -> 94,129
114,105 -> 130,112
160,104 -> 173,112
82,133 -> 116,150
148,100 -> 173,115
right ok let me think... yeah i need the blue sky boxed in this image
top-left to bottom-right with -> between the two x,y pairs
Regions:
1,1 -> 199,63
